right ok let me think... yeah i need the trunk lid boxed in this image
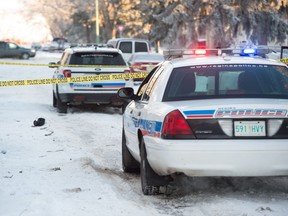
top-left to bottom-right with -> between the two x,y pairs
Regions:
171,98 -> 288,139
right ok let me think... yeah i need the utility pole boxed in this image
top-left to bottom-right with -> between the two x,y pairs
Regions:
95,0 -> 100,44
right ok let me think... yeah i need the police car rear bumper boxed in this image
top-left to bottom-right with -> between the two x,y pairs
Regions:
58,92 -> 124,105
144,138 -> 288,177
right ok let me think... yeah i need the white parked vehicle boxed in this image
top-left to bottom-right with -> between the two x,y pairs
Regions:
49,44 -> 130,113
118,50 -> 288,195
127,52 -> 165,85
107,38 -> 150,61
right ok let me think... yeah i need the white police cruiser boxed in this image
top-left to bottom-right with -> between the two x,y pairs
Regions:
118,49 -> 288,195
49,44 -> 130,113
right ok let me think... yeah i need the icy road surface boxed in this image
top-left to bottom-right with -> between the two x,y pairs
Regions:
1,52 -> 288,216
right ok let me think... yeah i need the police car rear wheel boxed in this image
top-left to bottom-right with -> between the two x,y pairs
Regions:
57,98 -> 67,113
140,138 -> 165,195
122,129 -> 140,173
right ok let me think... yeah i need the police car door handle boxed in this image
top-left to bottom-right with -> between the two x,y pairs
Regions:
134,111 -> 141,117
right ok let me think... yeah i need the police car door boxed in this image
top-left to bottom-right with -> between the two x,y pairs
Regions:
125,65 -> 162,158
133,65 -> 164,149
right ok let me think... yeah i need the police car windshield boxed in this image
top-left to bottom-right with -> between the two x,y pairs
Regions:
69,52 -> 126,65
163,64 -> 288,101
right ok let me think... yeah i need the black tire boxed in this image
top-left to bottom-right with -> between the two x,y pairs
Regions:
122,129 -> 140,173
21,53 -> 30,59
121,100 -> 130,114
53,91 -> 57,108
120,105 -> 125,115
57,98 -> 68,113
140,138 -> 170,195
55,85 -> 68,113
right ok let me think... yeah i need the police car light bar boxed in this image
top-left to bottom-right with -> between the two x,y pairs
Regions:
243,48 -> 256,54
69,43 -> 114,48
163,49 -> 219,59
163,47 -> 271,59
195,49 -> 207,55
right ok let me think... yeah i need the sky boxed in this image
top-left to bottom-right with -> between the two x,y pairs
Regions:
0,51 -> 288,216
0,0 -> 21,9
0,0 -> 52,44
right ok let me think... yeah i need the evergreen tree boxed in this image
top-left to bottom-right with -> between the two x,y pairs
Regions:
25,0 -> 288,47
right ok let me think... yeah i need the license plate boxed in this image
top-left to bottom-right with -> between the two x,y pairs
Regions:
234,121 -> 266,136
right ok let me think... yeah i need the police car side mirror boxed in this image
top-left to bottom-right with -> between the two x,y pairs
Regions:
117,87 -> 135,99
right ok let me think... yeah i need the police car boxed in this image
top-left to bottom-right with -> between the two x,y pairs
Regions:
49,44 -> 130,113
117,49 -> 288,195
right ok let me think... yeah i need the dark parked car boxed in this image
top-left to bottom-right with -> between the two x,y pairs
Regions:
0,41 -> 36,59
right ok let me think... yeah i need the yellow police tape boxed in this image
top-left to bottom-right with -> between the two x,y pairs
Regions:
0,61 -> 157,69
0,72 -> 148,87
3,57 -> 286,87
279,58 -> 288,64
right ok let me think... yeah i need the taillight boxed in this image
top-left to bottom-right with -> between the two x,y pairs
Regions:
131,63 -> 146,72
62,69 -> 71,78
124,69 -> 130,73
161,110 -> 195,139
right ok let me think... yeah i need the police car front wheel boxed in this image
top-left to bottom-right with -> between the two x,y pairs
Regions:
53,91 -> 57,108
122,129 -> 140,173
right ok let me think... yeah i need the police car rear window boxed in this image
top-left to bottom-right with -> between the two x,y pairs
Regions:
69,52 -> 126,65
163,64 -> 288,101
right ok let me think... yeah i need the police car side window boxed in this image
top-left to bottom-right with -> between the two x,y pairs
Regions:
141,66 -> 164,101
136,65 -> 160,98
60,53 -> 70,65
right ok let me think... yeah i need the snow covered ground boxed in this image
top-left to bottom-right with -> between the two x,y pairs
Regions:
1,52 -> 288,216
